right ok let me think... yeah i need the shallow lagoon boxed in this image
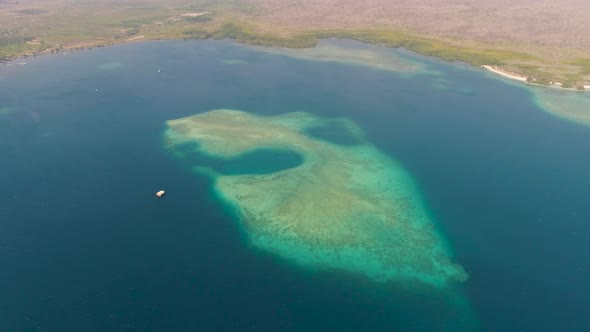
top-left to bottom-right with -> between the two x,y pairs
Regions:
1,39 -> 589,331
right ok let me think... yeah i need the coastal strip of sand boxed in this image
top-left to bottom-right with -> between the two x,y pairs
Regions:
181,12 -> 210,17
482,65 -> 528,82
126,35 -> 145,41
483,65 -> 589,92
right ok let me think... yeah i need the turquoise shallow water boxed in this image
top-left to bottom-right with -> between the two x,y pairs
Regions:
0,39 -> 589,331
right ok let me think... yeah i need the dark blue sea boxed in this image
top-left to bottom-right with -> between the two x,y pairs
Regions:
1,39 -> 589,331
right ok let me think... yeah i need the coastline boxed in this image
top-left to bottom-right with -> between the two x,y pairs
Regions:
482,65 -> 588,92
1,0 -> 589,89
481,65 -> 527,82
1,33 -> 588,94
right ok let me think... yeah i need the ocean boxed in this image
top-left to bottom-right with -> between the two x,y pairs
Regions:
0,39 -> 589,331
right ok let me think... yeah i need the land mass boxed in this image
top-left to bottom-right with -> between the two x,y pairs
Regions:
1,0 -> 589,88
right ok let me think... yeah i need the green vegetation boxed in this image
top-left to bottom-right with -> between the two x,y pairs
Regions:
182,14 -> 212,23
513,64 -> 555,85
528,72 -> 554,85
211,23 -> 317,48
312,29 -> 536,66
181,22 -> 317,47
0,1 -> 587,88
570,58 -> 590,75
0,36 -> 39,61
194,25 -> 579,86
182,29 -> 213,40
176,24 -> 585,86
0,36 -> 35,48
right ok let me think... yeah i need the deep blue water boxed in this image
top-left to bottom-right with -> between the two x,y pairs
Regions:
1,39 -> 589,331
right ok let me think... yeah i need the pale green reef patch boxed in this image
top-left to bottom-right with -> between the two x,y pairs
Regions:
531,87 -> 590,126
0,107 -> 15,116
481,68 -> 590,127
253,39 -> 429,74
430,76 -> 475,96
164,109 -> 467,288
222,58 -> 248,65
98,62 -> 122,71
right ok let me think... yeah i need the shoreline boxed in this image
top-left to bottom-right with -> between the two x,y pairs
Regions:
482,65 -> 588,92
481,65 -> 528,82
1,35 -> 588,94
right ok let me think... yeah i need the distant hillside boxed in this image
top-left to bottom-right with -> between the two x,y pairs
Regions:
0,0 -> 589,87
249,0 -> 590,50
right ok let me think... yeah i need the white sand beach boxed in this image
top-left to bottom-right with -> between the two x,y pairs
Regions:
482,65 -> 528,82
